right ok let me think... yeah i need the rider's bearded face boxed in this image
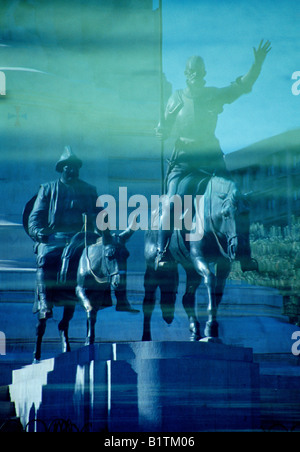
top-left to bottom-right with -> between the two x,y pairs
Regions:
185,56 -> 206,90
61,163 -> 79,184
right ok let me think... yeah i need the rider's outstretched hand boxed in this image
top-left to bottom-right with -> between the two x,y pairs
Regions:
253,39 -> 272,66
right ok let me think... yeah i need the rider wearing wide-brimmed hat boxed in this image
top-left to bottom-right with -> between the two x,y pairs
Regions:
28,146 -> 98,320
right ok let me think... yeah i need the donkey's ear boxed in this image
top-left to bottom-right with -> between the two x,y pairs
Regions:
102,227 -> 112,245
119,214 -> 137,242
98,211 -> 112,244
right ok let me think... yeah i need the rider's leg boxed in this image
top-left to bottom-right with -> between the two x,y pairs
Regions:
155,201 -> 174,264
155,178 -> 178,269
35,245 -> 64,318
36,267 -> 53,319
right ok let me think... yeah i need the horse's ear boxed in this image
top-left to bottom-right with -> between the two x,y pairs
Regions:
119,214 -> 137,242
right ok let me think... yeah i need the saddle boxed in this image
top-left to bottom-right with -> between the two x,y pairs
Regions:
59,231 -> 99,284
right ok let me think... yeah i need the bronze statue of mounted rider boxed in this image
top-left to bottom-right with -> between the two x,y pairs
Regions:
141,40 -> 271,342
23,147 -> 138,361
154,39 -> 271,273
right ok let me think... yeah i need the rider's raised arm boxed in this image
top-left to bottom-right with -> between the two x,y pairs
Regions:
218,39 -> 271,105
240,39 -> 271,93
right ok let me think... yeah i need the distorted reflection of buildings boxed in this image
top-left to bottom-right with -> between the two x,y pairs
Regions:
0,0 -> 170,274
225,128 -> 300,228
0,0 -> 299,275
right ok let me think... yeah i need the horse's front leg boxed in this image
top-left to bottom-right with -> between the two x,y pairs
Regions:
192,257 -> 218,339
215,258 -> 231,309
142,267 -> 158,341
33,318 -> 46,363
182,268 -> 201,341
58,304 -> 75,353
86,309 -> 97,345
76,285 -> 96,345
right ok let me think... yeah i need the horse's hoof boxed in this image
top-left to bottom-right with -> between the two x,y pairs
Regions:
189,320 -> 201,341
59,330 -> 71,353
190,333 -> 201,341
32,358 -> 40,364
116,304 -> 139,314
200,337 -> 222,344
204,320 -> 218,338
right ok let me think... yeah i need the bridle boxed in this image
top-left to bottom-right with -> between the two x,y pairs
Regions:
83,214 -> 120,285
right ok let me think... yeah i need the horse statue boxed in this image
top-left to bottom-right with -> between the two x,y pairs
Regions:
23,200 -> 136,362
142,176 -> 242,342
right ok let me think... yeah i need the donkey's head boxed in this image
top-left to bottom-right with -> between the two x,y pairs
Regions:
100,217 -> 135,290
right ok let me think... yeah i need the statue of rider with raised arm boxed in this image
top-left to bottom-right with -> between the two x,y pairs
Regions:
155,39 -> 271,271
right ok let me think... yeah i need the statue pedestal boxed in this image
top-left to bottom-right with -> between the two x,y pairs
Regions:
9,341 -> 260,432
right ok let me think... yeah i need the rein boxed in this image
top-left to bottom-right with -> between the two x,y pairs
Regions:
83,214 -> 118,285
206,178 -> 236,262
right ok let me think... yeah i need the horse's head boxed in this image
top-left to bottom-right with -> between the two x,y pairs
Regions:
101,219 -> 135,290
209,178 -> 239,261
